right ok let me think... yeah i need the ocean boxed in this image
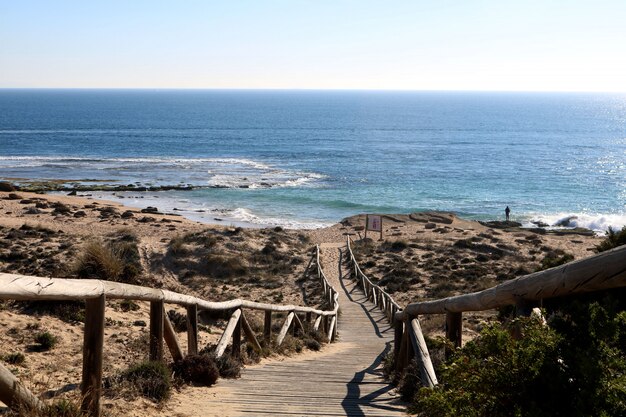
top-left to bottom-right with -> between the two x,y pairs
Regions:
0,89 -> 624,231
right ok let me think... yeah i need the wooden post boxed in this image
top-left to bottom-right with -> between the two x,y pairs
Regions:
232,315 -> 241,359
0,362 -> 44,412
305,312 -> 312,324
327,316 -> 336,343
81,295 -> 105,417
150,300 -> 164,362
264,310 -> 272,345
186,304 -> 198,355
240,312 -> 262,353
276,312 -> 295,346
163,308 -> 184,362
393,319 -> 403,368
409,318 -> 438,387
215,309 -> 242,358
395,321 -> 409,372
313,315 -> 322,332
365,214 -> 368,240
445,312 -> 463,349
293,313 -> 305,336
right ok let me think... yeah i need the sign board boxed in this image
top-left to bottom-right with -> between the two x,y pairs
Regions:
366,215 -> 382,232
365,214 -> 383,240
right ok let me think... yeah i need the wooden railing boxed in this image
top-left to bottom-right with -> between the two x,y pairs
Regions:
0,245 -> 339,416
345,237 -> 402,323
345,237 -> 437,386
347,239 -> 626,389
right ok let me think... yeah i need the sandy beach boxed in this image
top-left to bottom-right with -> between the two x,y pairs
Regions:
0,190 -> 603,415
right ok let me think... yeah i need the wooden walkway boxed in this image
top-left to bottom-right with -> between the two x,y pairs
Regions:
192,243 -> 406,417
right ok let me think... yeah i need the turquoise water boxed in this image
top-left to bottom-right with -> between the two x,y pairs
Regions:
0,90 -> 624,230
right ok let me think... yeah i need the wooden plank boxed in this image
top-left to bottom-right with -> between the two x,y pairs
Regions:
163,307 -> 184,362
276,312 -> 295,346
409,318 -> 438,387
215,309 -> 242,358
186,304 -> 198,355
81,294 -> 105,417
149,300 -> 164,362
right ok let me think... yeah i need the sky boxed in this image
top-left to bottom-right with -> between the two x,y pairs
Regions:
1,0 -> 626,91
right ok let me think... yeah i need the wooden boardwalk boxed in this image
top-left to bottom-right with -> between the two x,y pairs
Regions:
192,243 -> 406,417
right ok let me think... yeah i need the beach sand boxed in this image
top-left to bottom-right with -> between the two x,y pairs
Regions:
0,191 -> 602,415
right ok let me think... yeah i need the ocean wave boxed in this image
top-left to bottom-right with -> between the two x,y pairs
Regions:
526,213 -> 626,232
0,155 -> 326,189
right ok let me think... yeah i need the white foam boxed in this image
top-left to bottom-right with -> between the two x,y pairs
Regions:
527,212 -> 626,232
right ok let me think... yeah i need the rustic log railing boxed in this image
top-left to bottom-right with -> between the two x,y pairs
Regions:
345,237 -> 437,385
348,238 -> 626,389
0,245 -> 338,416
399,244 -> 626,387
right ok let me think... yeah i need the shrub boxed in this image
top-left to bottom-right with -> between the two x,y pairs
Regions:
596,226 -> 626,252
540,251 -> 574,270
73,241 -> 124,280
42,399 -> 81,417
34,331 -> 58,351
119,299 -> 140,312
3,352 -> 25,365
206,254 -> 248,279
120,361 -> 171,402
412,297 -> 626,417
213,354 -> 242,378
73,239 -> 141,282
172,354 -> 219,386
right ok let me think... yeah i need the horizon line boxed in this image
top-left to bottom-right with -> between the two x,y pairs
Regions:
1,87 -> 626,94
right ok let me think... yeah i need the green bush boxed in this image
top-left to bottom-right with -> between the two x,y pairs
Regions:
596,226 -> 626,252
120,361 -> 171,402
34,331 -> 58,351
214,354 -> 242,378
412,292 -> 626,417
172,354 -> 219,386
3,352 -> 25,365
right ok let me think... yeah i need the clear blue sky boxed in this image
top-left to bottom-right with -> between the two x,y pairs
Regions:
1,0 -> 625,91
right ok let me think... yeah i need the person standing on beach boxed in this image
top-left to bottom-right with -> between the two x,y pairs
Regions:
505,206 -> 511,221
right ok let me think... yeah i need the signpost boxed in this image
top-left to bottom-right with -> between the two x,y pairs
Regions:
365,214 -> 383,240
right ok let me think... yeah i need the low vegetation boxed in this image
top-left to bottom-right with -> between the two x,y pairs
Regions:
397,231 -> 626,417
33,331 -> 58,351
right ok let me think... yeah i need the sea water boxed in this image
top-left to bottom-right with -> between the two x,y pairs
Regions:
0,90 -> 624,230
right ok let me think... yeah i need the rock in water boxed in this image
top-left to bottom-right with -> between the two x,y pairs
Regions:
554,216 -> 578,227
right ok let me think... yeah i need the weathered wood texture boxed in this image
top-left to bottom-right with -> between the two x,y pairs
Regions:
0,361 -> 44,411
81,295 -> 106,417
149,300 -> 164,362
0,274 -> 336,316
215,309 -> 242,358
163,309 -> 184,362
191,244 -> 406,417
409,318 -> 438,387
397,244 -> 626,318
186,304 -> 198,355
